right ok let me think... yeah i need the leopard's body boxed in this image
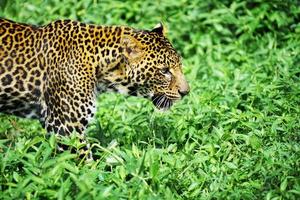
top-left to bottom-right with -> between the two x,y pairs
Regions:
0,18 -> 189,135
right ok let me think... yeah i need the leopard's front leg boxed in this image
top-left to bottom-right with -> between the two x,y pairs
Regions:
41,67 -> 97,159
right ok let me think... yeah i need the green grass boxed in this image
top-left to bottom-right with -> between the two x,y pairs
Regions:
1,0 -> 300,199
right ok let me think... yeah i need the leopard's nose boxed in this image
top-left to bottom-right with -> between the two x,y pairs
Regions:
178,73 -> 190,98
178,89 -> 189,97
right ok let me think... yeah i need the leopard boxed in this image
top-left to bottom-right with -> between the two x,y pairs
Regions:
0,18 -> 189,136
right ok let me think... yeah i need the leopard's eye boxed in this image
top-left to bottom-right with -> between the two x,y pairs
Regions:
160,68 -> 171,75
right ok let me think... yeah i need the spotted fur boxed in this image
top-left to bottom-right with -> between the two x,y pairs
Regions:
0,18 -> 189,135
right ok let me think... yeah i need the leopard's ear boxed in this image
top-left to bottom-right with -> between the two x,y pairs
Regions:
151,22 -> 167,35
121,35 -> 145,62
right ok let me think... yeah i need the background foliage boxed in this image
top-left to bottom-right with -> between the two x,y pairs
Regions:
0,0 -> 300,199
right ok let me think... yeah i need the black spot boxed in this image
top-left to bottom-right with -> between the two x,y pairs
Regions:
74,102 -> 79,108
112,49 -> 117,57
67,125 -> 74,133
35,79 -> 41,86
108,63 -> 121,72
105,58 -> 111,64
118,47 -> 123,52
74,96 -> 79,101
58,127 -> 65,135
64,114 -> 70,122
105,49 -> 109,56
108,42 -> 114,48
119,81 -> 126,86
28,84 -> 33,91
33,88 -> 41,97
54,119 -> 60,126
44,91 -> 50,103
128,86 -> 138,96
8,28 -> 15,34
80,118 -> 88,126
63,19 -> 71,25
136,75 -> 141,82
75,126 -> 81,133
4,88 -> 13,93
2,74 -> 13,86
46,126 -> 52,132
11,91 -> 20,96
80,105 -> 85,113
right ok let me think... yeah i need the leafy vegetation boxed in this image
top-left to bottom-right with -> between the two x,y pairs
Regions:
1,0 -> 299,199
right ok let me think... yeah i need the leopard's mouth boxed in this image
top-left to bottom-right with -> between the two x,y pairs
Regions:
151,94 -> 174,111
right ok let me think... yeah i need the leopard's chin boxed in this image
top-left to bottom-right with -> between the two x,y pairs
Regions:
151,94 -> 173,111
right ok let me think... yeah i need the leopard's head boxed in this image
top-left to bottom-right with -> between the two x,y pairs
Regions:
108,23 -> 189,110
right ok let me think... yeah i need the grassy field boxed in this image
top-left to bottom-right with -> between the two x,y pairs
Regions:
0,0 -> 300,199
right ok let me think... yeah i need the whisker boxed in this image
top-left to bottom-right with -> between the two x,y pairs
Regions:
156,96 -> 163,108
162,99 -> 166,108
128,87 -> 142,96
151,94 -> 173,110
158,96 -> 166,108
163,97 -> 169,108
155,96 -> 163,108
107,82 -> 118,89
166,99 -> 171,109
168,99 -> 172,109
159,96 -> 166,107
152,94 -> 162,102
